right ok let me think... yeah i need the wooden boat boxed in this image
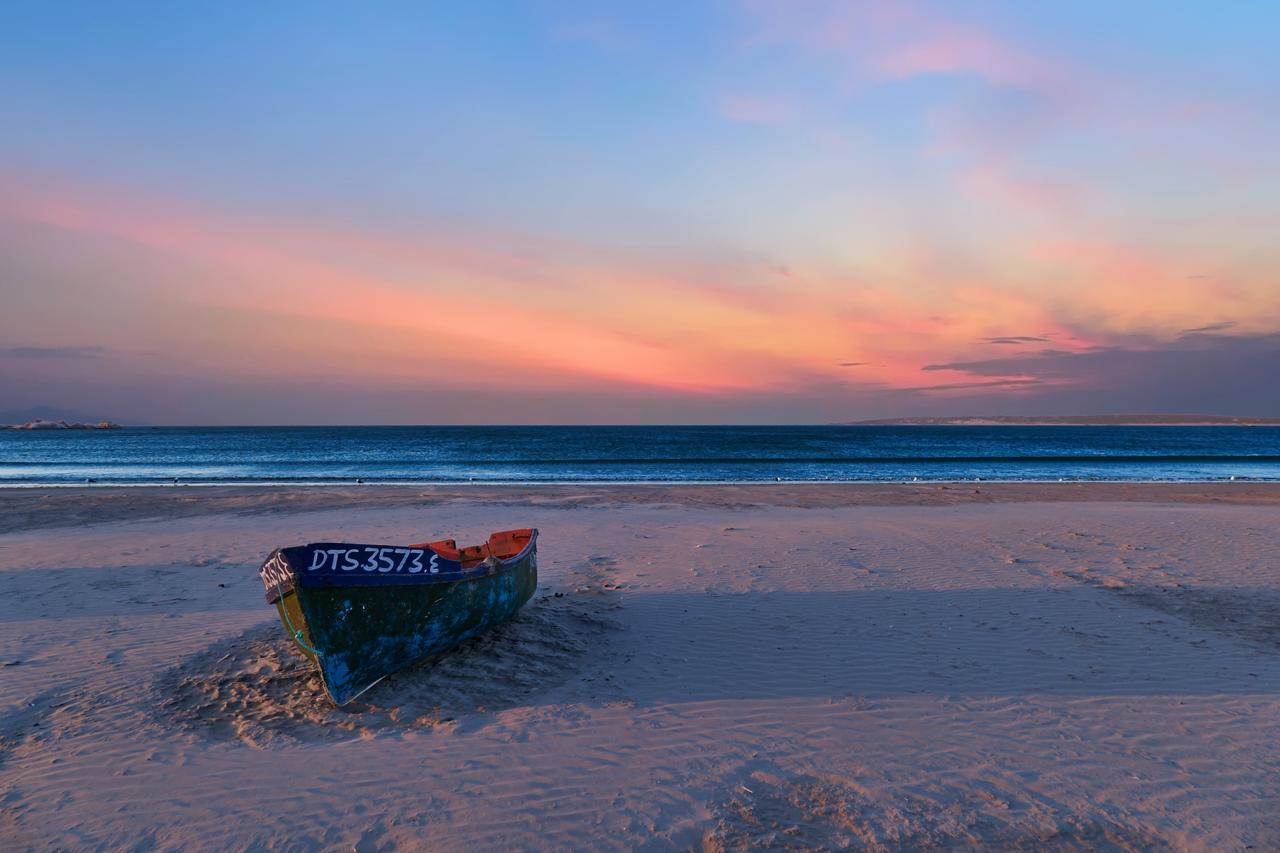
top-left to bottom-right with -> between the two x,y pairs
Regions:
259,528 -> 538,705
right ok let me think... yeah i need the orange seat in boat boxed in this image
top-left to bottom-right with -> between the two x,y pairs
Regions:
410,528 -> 535,568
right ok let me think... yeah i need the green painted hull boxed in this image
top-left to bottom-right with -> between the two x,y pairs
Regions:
273,546 -> 537,705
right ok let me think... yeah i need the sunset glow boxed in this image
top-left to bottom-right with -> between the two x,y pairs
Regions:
2,1 -> 1277,423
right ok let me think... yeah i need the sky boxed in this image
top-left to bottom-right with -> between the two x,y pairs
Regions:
2,0 -> 1278,424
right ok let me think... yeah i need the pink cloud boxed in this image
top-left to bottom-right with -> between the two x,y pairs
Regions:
872,26 -> 1062,93
958,163 -> 1085,221
0,178 -> 757,395
740,0 -> 1069,95
737,0 -> 1088,179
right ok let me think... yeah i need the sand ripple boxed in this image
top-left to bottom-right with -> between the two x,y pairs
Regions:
152,559 -> 623,745
704,765 -> 1166,851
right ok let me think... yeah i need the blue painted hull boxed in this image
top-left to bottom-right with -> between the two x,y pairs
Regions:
264,532 -> 538,705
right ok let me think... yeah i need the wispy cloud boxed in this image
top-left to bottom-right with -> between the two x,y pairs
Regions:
741,0 -> 1071,96
905,378 -> 1043,393
845,332 -> 1278,417
924,348 -> 1098,377
921,333 -> 1280,396
981,336 -> 1050,345
871,24 -> 1059,93
1181,321 -> 1235,335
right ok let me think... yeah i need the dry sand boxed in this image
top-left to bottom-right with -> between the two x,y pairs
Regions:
2,484 -> 1279,849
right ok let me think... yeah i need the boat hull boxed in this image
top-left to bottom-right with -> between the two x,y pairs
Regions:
262,532 -> 537,705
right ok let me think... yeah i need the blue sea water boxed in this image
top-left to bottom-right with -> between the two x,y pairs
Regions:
2,425 -> 1279,485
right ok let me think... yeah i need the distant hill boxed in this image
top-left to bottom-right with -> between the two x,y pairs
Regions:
3,419 -> 122,430
846,415 -> 1280,426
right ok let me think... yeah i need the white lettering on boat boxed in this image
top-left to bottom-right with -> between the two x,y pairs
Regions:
260,552 -> 293,589
301,547 -> 440,575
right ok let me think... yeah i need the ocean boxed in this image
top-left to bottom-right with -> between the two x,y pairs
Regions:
3,425 -> 1279,486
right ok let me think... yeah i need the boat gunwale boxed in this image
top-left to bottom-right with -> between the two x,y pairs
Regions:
290,531 -> 540,705
261,528 -> 538,604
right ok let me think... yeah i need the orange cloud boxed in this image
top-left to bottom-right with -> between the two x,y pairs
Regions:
1028,240 -> 1276,337
3,171 -> 1276,408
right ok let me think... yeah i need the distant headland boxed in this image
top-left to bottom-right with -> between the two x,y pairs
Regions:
3,419 -> 122,430
845,415 -> 1280,426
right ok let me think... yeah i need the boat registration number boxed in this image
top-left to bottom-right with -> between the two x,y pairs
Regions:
307,547 -> 440,574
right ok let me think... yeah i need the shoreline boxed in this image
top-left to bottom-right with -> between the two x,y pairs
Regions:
4,481 -> 1280,536
3,475 -> 1279,487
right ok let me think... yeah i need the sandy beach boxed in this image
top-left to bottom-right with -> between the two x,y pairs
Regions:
3,483 -> 1280,849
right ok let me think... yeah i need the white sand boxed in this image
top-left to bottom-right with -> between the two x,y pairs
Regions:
2,485 -> 1279,849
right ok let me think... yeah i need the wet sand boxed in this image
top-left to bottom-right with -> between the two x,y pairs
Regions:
2,484 -> 1279,849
